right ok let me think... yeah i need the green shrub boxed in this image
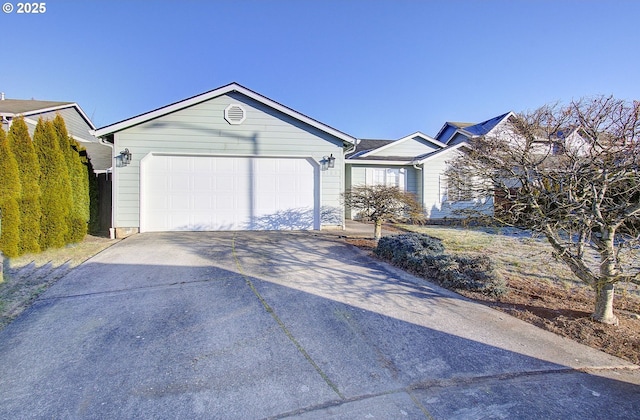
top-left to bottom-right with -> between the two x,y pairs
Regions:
0,128 -> 21,257
34,118 -> 70,249
6,117 -> 41,254
374,233 -> 506,297
426,254 -> 506,297
0,198 -> 20,258
374,233 -> 444,263
53,114 -> 87,243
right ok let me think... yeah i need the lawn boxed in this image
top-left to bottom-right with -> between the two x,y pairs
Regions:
350,224 -> 640,364
0,235 -> 119,329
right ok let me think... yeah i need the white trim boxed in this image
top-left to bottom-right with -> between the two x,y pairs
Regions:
434,122 -> 466,142
224,104 -> 246,125
139,151 -> 320,160
93,83 -> 356,145
412,142 -> 470,164
360,131 -> 446,157
346,159 -> 414,165
139,152 -> 321,232
453,111 -> 516,141
111,133 -> 119,233
12,103 -> 96,130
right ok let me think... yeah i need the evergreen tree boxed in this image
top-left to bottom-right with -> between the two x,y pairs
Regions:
0,128 -> 21,258
6,116 -> 41,254
53,114 -> 88,242
33,118 -> 70,249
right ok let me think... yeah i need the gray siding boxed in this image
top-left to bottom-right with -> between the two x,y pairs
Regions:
113,92 -> 345,229
422,151 -> 493,219
26,107 -> 94,140
344,163 -> 421,219
22,107 -> 112,171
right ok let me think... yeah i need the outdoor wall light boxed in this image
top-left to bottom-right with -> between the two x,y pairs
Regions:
321,154 -> 336,171
119,148 -> 132,166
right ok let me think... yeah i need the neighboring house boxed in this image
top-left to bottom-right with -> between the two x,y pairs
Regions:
0,95 -> 114,233
92,82 -> 357,238
0,95 -> 112,172
435,111 -> 515,145
346,113 -> 521,220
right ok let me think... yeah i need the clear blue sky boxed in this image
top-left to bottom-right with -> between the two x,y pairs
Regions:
2,0 -> 638,139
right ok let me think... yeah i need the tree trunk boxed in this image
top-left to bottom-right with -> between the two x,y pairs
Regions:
591,228 -> 619,325
374,220 -> 383,240
592,283 -> 618,325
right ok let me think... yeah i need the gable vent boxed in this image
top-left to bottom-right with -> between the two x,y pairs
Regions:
224,104 -> 246,125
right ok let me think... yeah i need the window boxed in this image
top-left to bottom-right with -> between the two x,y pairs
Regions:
365,168 -> 406,189
443,176 -> 475,202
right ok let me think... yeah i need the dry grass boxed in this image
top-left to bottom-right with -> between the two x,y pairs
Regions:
0,235 -> 119,329
352,224 -> 640,364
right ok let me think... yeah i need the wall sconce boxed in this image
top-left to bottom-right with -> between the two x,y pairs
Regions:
321,154 -> 335,171
119,148 -> 132,166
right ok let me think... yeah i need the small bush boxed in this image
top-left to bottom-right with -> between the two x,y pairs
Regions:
374,233 -> 444,263
427,254 -> 506,297
374,233 -> 506,297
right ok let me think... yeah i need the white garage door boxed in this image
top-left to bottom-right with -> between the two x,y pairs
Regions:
141,155 -> 318,231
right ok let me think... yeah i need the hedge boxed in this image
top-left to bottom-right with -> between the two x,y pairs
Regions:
375,233 -> 506,297
0,128 -> 21,257
7,116 -> 41,254
34,118 -> 70,249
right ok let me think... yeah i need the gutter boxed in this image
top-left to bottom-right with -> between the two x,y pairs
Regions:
344,138 -> 360,155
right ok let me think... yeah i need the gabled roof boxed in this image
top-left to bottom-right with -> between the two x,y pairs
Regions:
357,132 -> 446,158
0,99 -> 95,129
0,99 -> 72,114
346,139 -> 395,159
93,82 -> 356,145
434,121 -> 473,142
0,98 -> 113,172
412,141 -> 470,164
347,132 -> 447,161
459,111 -> 514,137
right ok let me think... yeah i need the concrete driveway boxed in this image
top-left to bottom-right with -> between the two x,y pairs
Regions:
0,232 -> 638,419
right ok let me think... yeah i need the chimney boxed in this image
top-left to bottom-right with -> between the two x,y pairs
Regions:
1,93 -> 4,100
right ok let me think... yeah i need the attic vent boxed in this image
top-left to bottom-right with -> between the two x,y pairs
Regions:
224,104 -> 246,125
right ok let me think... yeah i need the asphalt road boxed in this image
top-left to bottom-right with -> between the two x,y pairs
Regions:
0,231 -> 638,419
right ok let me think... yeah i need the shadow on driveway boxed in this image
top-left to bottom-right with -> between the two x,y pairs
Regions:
0,231 -> 637,419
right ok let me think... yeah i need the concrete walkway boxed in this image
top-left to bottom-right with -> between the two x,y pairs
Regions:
0,231 -> 638,419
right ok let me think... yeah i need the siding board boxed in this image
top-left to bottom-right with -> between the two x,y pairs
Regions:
113,93 -> 345,229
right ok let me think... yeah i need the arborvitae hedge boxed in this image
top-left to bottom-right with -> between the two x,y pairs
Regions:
34,118 -> 71,249
53,115 -> 88,243
7,116 -> 42,254
0,128 -> 22,258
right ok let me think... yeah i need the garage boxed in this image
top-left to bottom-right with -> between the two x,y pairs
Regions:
92,83 -> 356,238
141,154 -> 318,232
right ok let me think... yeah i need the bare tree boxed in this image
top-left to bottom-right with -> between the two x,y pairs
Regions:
447,96 -> 640,324
343,185 -> 424,240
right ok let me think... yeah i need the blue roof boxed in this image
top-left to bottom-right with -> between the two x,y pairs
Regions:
462,112 -> 512,136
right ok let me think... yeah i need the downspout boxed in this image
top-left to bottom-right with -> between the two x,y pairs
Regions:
344,138 -> 359,155
412,160 -> 425,216
342,139 -> 360,229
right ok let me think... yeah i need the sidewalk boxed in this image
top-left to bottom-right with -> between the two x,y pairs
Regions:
320,219 -> 400,239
